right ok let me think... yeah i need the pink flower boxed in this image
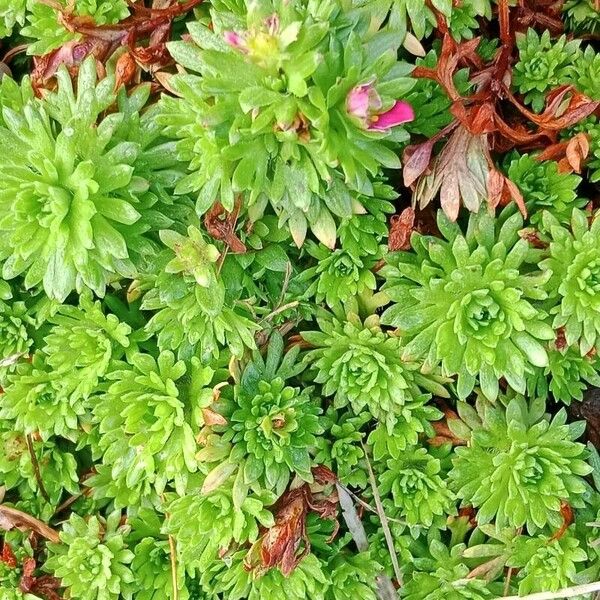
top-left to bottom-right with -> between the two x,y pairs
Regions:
346,82 -> 414,130
223,31 -> 248,53
346,81 -> 382,121
369,101 -> 415,130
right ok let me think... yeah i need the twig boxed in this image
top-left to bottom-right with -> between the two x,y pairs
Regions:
502,581 -> 600,599
260,301 -> 299,323
2,43 -> 28,64
0,505 -> 60,543
361,442 -> 403,587
502,526 -> 522,594
168,534 -> 178,600
53,493 -> 82,516
277,261 -> 293,307
216,246 -> 229,275
53,471 -> 94,516
503,566 -> 514,596
161,494 -> 178,600
26,434 -> 50,504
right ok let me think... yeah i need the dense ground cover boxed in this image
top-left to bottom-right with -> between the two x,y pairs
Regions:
1,0 -> 600,598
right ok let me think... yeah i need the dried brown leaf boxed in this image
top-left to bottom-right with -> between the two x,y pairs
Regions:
204,200 -> 246,254
413,128 -> 491,220
0,506 -> 60,543
201,407 -> 227,426
388,207 -> 415,251
403,141 -> 436,188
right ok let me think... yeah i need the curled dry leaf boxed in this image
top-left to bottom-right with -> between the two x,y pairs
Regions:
114,51 -> 137,91
336,483 -> 368,551
467,556 -> 506,582
19,556 -> 62,600
245,466 -> 338,576
512,0 -> 564,35
402,32 -> 426,57
32,0 -> 203,91
388,207 -> 415,251
407,11 -> 596,221
126,279 -> 143,303
154,70 -> 177,94
550,502 -> 574,541
204,199 -> 247,254
428,403 -> 466,446
488,168 -> 527,215
536,133 -> 590,174
0,505 -> 60,543
505,85 -> 600,132
518,227 -> 547,249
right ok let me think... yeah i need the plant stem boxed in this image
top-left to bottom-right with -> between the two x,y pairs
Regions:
362,442 -> 403,587
503,566 -> 514,596
26,434 -> 50,504
168,534 -> 178,600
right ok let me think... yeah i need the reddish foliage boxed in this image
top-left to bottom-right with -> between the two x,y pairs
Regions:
1,542 -> 17,568
0,546 -> 61,600
536,133 -> 590,174
512,0 -> 564,35
458,506 -> 478,528
114,51 -> 137,91
518,227 -> 547,249
32,0 -> 203,91
404,0 -> 599,220
555,327 -> 568,351
204,199 -> 247,254
549,502 -> 574,541
388,207 -> 415,251
20,562 -> 62,600
428,403 -> 466,447
488,168 -> 526,214
245,466 -> 338,576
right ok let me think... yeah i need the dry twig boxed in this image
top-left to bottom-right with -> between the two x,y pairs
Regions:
361,442 -> 403,587
26,434 -> 50,504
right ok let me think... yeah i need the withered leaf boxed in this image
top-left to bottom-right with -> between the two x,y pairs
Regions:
388,207 -> 415,251
536,133 -> 590,173
202,407 -> 227,426
204,200 -> 247,254
32,0 -> 202,90
403,140 -> 436,188
0,505 -> 60,543
412,127 -> 491,221
506,85 -> 600,132
245,469 -> 338,577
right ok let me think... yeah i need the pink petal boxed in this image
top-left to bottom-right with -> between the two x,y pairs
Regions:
223,31 -> 247,52
369,101 -> 415,130
346,85 -> 371,119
